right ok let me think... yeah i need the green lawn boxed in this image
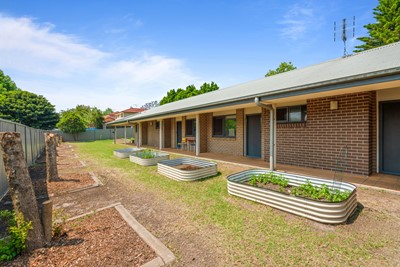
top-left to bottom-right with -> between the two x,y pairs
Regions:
74,140 -> 393,266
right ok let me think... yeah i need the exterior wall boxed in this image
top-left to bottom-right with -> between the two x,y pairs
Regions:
163,119 -> 172,148
147,120 -> 160,147
141,122 -> 148,145
199,113 -> 208,153
262,91 -> 377,175
206,109 -> 244,156
170,118 -> 176,149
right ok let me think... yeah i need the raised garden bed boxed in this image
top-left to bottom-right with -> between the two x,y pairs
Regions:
113,147 -> 143,158
158,158 -> 218,181
129,150 -> 170,166
227,169 -> 357,224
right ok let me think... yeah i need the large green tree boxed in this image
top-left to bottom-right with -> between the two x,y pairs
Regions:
0,90 -> 59,129
56,111 -> 86,141
0,70 -> 18,94
265,62 -> 297,77
354,0 -> 400,52
160,82 -> 219,105
60,105 -> 104,129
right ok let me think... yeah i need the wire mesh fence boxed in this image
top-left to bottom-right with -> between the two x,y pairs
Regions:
0,118 -> 47,199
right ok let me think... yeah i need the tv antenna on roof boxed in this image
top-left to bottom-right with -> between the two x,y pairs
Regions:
334,16 -> 355,57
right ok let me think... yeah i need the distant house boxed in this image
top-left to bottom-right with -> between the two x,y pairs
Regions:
108,42 -> 400,176
115,108 -> 145,120
104,108 -> 145,127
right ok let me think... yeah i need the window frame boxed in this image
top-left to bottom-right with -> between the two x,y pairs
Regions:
212,114 -> 237,138
185,119 -> 196,137
276,105 -> 307,123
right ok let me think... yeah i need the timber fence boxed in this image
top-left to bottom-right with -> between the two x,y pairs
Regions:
0,118 -> 47,199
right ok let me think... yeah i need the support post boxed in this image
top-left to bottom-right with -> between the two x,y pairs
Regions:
124,126 -> 127,144
41,200 -> 53,243
138,123 -> 142,147
195,114 -> 200,156
159,120 -> 163,150
113,126 -> 116,144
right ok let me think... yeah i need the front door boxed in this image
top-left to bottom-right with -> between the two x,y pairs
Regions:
380,101 -> 400,175
246,114 -> 261,158
176,121 -> 182,148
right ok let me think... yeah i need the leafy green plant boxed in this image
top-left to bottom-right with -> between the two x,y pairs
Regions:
292,181 -> 350,202
248,173 -> 289,187
52,209 -> 68,237
137,149 -> 157,159
0,210 -> 32,261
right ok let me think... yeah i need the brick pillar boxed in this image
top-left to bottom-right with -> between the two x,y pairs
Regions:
171,118 -> 176,149
182,116 -> 186,137
199,113 -> 208,153
236,109 -> 244,156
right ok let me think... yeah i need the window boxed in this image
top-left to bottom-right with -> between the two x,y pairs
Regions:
277,105 -> 307,123
155,121 -> 160,129
213,115 -> 236,137
186,119 -> 196,136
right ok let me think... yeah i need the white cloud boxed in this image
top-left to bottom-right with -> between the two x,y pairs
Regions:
0,14 -> 198,111
279,3 -> 315,40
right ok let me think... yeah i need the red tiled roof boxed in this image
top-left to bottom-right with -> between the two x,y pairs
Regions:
122,108 -> 145,113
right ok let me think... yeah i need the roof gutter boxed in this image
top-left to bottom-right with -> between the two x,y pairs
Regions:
255,97 -> 275,171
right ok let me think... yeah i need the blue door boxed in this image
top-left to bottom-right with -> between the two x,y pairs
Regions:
246,114 -> 261,158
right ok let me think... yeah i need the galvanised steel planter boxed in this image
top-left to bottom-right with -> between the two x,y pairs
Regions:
113,147 -> 143,158
129,151 -> 170,166
158,158 -> 217,181
227,169 -> 357,224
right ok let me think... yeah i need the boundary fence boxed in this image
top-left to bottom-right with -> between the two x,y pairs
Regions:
54,127 -> 134,142
0,118 -> 47,198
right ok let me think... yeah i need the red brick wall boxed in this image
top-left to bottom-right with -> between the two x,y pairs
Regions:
262,91 -> 377,175
199,113 -> 208,153
163,119 -> 172,148
141,122 -> 148,145
170,118 -> 176,149
206,109 -> 244,156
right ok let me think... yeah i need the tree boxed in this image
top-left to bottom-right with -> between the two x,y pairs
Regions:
60,105 -> 104,129
141,100 -> 159,110
265,62 -> 297,77
56,111 -> 86,141
160,82 -> 219,105
103,107 -> 114,115
0,90 -> 59,130
0,132 -> 46,250
0,70 -> 18,94
354,0 -> 400,52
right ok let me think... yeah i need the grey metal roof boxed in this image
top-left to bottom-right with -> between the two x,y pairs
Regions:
110,42 -> 400,124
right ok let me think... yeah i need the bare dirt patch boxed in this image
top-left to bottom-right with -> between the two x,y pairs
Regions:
173,164 -> 202,171
47,172 -> 96,195
3,207 -> 157,267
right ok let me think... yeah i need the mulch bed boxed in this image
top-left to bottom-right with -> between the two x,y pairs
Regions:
3,207 -> 157,267
57,159 -> 84,170
26,165 -> 96,197
174,164 -> 202,171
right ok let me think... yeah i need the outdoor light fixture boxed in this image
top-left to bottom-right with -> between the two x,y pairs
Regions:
330,101 -> 338,110
150,122 -> 153,126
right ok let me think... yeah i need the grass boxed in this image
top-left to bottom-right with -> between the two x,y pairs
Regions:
74,140 -> 393,266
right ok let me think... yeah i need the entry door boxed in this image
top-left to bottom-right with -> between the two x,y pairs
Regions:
246,114 -> 261,158
176,121 -> 182,148
380,101 -> 400,175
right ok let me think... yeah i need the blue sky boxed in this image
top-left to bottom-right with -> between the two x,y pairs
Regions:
0,0 -> 377,111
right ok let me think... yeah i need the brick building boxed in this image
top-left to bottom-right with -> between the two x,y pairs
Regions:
109,43 -> 400,176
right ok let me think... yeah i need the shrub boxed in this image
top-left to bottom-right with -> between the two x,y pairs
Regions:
0,210 -> 32,261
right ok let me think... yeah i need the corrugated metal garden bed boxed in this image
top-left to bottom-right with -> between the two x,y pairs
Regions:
227,169 -> 358,224
113,147 -> 143,158
158,158 -> 217,181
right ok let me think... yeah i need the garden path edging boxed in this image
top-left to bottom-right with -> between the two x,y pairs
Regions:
67,203 -> 175,267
